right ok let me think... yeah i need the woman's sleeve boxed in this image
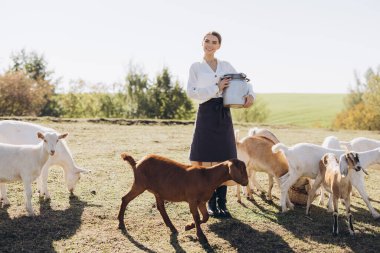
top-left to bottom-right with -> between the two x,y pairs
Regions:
186,64 -> 219,101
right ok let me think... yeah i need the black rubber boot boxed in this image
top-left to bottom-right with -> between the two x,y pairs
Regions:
216,185 -> 231,218
207,191 -> 220,217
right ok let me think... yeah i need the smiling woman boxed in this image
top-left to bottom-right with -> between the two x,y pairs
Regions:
186,31 -> 255,218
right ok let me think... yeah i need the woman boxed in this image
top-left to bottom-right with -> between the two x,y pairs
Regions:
186,31 -> 255,218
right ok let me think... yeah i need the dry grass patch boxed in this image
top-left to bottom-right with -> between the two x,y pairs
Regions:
0,120 -> 379,252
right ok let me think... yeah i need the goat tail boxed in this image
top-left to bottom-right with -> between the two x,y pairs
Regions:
339,141 -> 352,151
272,143 -> 289,154
121,152 -> 137,171
247,127 -> 258,136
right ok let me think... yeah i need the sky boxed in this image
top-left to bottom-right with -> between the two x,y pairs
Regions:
1,0 -> 380,93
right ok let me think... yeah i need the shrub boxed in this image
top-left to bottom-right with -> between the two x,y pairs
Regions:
231,97 -> 269,123
0,72 -> 53,116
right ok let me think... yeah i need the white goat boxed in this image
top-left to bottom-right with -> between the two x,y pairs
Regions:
306,153 -> 363,235
340,137 -> 380,152
0,120 -> 88,199
322,136 -> 341,150
0,132 -> 67,215
271,143 -> 347,212
273,142 -> 380,218
323,136 -> 380,218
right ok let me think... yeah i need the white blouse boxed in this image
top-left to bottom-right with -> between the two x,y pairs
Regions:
186,59 -> 254,104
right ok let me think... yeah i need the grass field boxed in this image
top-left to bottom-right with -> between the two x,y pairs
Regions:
258,93 -> 346,128
0,119 -> 379,252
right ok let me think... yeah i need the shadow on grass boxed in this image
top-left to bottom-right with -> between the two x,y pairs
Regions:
170,232 -> 189,253
276,203 -> 380,253
209,218 -> 294,253
0,195 -> 90,252
120,228 -> 157,253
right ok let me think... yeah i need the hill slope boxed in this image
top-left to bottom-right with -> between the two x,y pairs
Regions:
258,93 -> 346,128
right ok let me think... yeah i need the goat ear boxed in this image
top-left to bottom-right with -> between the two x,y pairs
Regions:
322,156 -> 329,166
345,153 -> 350,162
226,160 -> 234,170
339,154 -> 349,177
37,132 -> 44,140
75,167 -> 90,174
59,133 -> 69,139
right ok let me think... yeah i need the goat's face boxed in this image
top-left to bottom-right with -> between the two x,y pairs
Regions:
38,131 -> 68,156
227,158 -> 248,186
345,152 -> 367,175
65,166 -> 90,193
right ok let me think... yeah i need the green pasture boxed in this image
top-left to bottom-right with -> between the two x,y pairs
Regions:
258,93 -> 346,128
0,119 -> 379,252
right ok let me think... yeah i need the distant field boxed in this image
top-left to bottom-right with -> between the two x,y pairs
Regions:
258,93 -> 346,128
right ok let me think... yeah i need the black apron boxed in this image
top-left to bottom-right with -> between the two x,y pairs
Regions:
189,98 -> 237,162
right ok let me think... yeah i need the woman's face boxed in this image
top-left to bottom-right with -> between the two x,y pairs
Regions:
202,34 -> 220,56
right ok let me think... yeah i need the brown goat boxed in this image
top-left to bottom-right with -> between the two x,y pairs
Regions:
235,135 -> 295,207
118,153 -> 248,244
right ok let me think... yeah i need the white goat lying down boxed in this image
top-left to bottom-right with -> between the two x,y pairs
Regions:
0,120 -> 89,199
306,153 -> 363,235
0,132 -> 67,216
273,142 -> 380,218
322,135 -> 380,152
340,137 -> 380,152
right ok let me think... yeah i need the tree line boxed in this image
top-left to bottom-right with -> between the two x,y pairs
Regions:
0,50 -> 267,123
333,67 -> 380,130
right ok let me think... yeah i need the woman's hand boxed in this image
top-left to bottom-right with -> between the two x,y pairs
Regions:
243,94 -> 254,108
218,77 -> 231,92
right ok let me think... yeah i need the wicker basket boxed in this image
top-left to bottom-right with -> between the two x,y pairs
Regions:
288,177 -> 318,206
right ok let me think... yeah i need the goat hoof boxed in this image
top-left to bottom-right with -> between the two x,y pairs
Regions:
372,213 -> 380,219
185,224 -> 195,231
118,223 -> 126,230
237,199 -> 241,204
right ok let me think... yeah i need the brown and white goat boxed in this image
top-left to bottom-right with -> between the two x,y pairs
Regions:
117,153 -> 248,244
306,153 -> 363,235
236,135 -> 294,209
